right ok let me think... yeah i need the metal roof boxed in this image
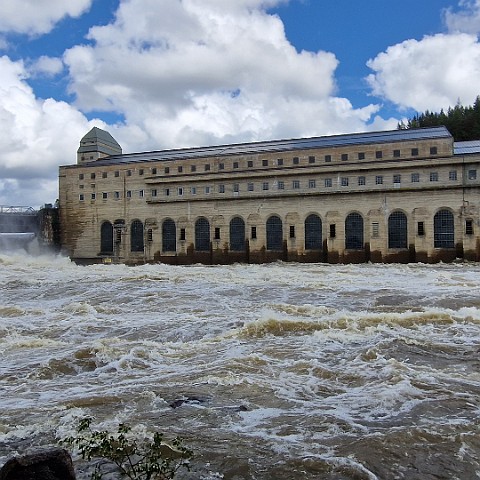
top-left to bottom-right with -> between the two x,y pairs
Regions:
82,126 -> 453,167
454,140 -> 480,155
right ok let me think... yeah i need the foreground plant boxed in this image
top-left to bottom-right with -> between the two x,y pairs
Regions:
61,417 -> 193,480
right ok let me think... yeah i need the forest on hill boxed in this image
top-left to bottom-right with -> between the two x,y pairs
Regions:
398,96 -> 480,141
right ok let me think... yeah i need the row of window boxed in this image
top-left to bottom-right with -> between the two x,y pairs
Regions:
79,169 -> 478,201
79,146 -> 441,181
100,210 -> 469,255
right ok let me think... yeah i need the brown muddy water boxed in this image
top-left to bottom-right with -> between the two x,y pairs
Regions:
0,252 -> 479,479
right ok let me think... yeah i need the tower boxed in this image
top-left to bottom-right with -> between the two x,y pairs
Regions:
77,127 -> 122,164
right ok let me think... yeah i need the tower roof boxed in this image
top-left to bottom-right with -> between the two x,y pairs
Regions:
77,127 -> 122,156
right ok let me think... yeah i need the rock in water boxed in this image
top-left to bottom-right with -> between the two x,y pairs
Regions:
0,448 -> 76,480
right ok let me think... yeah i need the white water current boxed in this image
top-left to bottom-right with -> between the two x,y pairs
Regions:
1,252 -> 479,479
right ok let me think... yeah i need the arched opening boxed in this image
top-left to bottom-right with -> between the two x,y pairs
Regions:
100,221 -> 113,254
266,215 -> 283,250
230,217 -> 245,251
162,219 -> 176,252
434,209 -> 454,248
195,217 -> 210,251
131,219 -> 144,252
305,214 -> 322,250
388,211 -> 407,248
345,212 -> 364,250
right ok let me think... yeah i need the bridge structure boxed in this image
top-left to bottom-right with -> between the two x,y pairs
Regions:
0,206 -> 40,249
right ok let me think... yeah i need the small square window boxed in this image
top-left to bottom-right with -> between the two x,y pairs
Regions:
165,188 -> 170,196
177,166 -> 183,173
219,163 -> 225,170
325,178 -> 332,187
205,186 -> 211,194
126,170 -> 132,176
191,187 -> 196,195
205,164 -> 211,171
102,192 -> 108,199
126,190 -> 131,198
393,174 -> 401,184
114,191 -> 120,199
358,152 -> 365,160
151,189 -> 157,197
293,157 -> 299,165
277,181 -> 284,190
79,173 -> 84,180
191,165 -> 196,172
79,194 -> 84,201
308,156 -> 315,164
151,168 -> 157,175
411,173 -> 420,183
449,171 -> 457,181
375,175 -> 383,185
233,183 -> 239,193
219,184 -> 225,193
430,146 -> 438,155
139,169 -> 144,176
165,167 -> 170,174
277,158 -> 283,166
341,153 -> 348,161
91,173 -> 96,180
262,182 -> 269,190
248,182 -> 254,191
411,148 -> 419,156
247,161 -> 253,168
393,149 -> 401,158
233,162 -> 239,169
293,180 -> 300,189
468,169 -> 477,180
358,176 -> 365,186
341,177 -> 349,186
324,155 -> 331,162
102,172 -> 107,179
139,190 -> 144,197
430,172 -> 439,182
178,187 -> 184,196
376,151 -> 383,159
262,159 -> 268,167
115,171 -> 120,177
308,179 -> 316,188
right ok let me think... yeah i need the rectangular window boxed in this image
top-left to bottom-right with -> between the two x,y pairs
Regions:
277,181 -> 284,190
289,225 -> 295,238
165,188 -> 170,196
139,190 -> 144,198
393,174 -> 401,184
466,219 -> 474,235
233,161 -> 239,169
376,151 -> 383,159
114,191 -> 120,199
219,163 -> 225,170
430,172 -> 439,182
341,177 -> 349,186
180,228 -> 186,241
418,221 -> 425,236
126,190 -> 132,198
358,152 -> 365,160
393,149 -> 401,158
329,224 -> 336,238
191,187 -> 197,195
293,157 -> 299,165
248,182 -> 254,191
233,183 -> 239,193
358,176 -> 366,185
126,170 -> 132,176
430,146 -> 438,155
205,186 -> 211,194
191,165 -> 196,172
293,180 -> 300,189
214,227 -> 221,240
79,194 -> 84,201
251,226 -> 257,239
341,153 -> 348,161
147,229 -> 153,242
91,173 -> 96,180
277,158 -> 283,166
375,175 -> 383,185
263,182 -> 269,190
262,159 -> 268,166
178,187 -> 184,196
102,192 -> 108,199
79,184 -> 84,189
247,160 -> 253,168
115,171 -> 120,177
325,178 -> 332,187
468,169 -> 477,180
177,166 -> 183,173
308,179 -> 316,188
165,167 -> 170,174
372,222 -> 379,237
219,184 -> 225,193
151,168 -> 157,175
411,173 -> 420,183
205,164 -> 210,171
139,169 -> 144,176
102,172 -> 107,179
324,154 -> 331,162
411,148 -> 419,156
151,189 -> 157,197
308,156 -> 315,164
79,173 -> 84,180
449,170 -> 457,181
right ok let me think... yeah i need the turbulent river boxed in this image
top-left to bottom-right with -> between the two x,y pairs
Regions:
1,252 -> 480,479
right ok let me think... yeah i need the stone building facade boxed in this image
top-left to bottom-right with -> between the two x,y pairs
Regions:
58,126 -> 480,264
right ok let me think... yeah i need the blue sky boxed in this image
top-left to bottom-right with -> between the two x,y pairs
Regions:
0,0 -> 479,207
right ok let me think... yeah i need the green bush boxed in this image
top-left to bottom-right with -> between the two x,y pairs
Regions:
61,417 -> 193,480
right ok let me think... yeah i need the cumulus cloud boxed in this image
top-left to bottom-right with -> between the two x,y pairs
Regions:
444,0 -> 480,34
63,0 -> 380,150
0,0 -> 93,35
366,33 -> 480,112
29,56 -> 64,77
0,55 -> 101,207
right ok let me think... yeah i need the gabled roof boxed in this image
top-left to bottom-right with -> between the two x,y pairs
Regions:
454,140 -> 480,155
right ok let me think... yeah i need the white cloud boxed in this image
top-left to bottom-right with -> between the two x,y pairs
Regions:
444,0 -> 480,34
0,55 -> 101,207
29,56 -> 64,77
63,0 -> 380,150
0,0 -> 93,35
366,33 -> 480,112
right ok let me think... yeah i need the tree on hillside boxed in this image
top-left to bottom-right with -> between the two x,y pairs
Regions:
398,96 -> 480,141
